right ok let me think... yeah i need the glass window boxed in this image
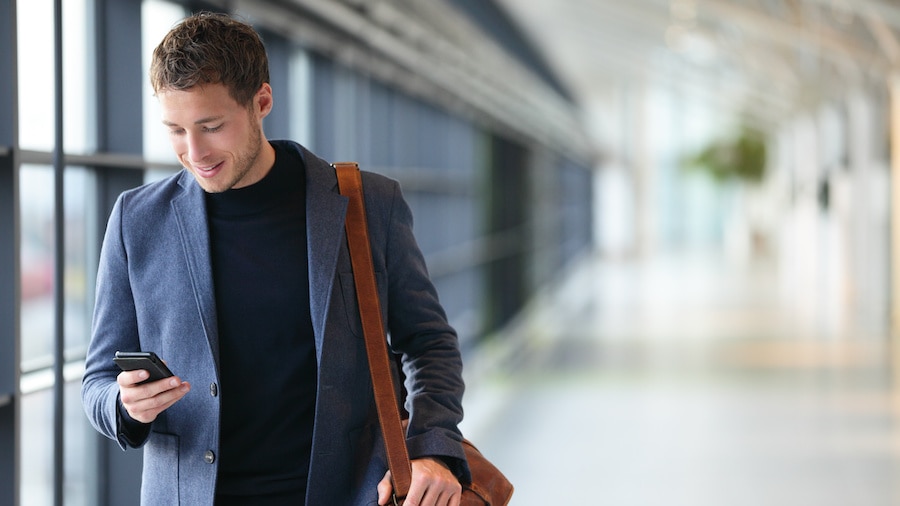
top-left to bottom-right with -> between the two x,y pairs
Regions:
20,389 -> 53,505
17,0 -> 55,152
20,382 -> 99,506
64,167 -> 98,358
64,378 -> 99,506
18,0 -> 95,153
333,65 -> 359,160
64,0 -> 97,154
18,163 -> 93,368
20,164 -> 55,372
142,0 -> 186,164
290,49 -> 313,148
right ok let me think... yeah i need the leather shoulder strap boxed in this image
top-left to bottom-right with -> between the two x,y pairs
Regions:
334,162 -> 412,502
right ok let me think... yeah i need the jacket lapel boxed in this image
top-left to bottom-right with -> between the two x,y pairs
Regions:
171,172 -> 222,371
302,148 -> 349,363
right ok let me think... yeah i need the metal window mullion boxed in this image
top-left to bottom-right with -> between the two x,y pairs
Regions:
52,0 -> 65,504
0,0 -> 17,503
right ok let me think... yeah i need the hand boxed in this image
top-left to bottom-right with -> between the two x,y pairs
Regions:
377,457 -> 461,506
117,369 -> 190,423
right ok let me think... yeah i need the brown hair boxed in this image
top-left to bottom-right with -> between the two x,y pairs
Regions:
150,12 -> 269,107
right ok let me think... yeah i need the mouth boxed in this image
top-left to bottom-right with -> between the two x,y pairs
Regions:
192,161 -> 224,178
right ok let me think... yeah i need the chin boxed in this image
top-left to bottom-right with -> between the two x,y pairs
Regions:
191,176 -> 228,194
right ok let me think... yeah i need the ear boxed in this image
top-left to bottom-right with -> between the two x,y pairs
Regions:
255,83 -> 274,119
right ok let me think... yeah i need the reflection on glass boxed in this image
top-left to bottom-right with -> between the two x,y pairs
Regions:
20,165 -> 55,370
19,165 -> 97,370
65,168 -> 98,357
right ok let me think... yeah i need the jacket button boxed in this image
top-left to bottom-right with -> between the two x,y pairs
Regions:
204,450 -> 215,464
209,383 -> 218,397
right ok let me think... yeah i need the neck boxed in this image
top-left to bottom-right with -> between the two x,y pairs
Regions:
255,136 -> 276,178
236,136 -> 276,189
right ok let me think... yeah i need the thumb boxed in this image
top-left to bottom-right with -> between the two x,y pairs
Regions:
377,469 -> 393,505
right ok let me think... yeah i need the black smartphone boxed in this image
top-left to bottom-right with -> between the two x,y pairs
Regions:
113,351 -> 174,384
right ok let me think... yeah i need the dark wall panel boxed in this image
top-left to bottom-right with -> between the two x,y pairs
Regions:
97,0 -> 143,154
0,0 -> 14,146
484,134 -> 530,333
262,29 -> 291,140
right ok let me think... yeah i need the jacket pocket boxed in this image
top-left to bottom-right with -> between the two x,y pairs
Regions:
141,432 -> 180,504
339,271 -> 386,339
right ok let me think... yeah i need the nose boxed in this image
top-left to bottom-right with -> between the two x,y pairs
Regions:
185,132 -> 210,165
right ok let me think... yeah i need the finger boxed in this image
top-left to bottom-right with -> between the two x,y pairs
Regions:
407,458 -> 461,506
120,375 -> 186,404
411,483 -> 452,506
124,380 -> 190,423
438,486 -> 462,506
125,379 -> 189,414
404,478 -> 426,506
377,470 -> 393,506
416,482 -> 460,506
117,369 -> 150,387
127,383 -> 189,423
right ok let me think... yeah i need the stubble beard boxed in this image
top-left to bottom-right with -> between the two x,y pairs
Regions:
204,123 -> 263,194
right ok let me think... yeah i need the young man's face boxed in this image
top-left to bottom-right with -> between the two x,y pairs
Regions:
158,82 -> 274,193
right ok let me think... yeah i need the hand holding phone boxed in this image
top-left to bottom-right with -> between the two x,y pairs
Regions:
114,351 -> 189,424
113,351 -> 175,385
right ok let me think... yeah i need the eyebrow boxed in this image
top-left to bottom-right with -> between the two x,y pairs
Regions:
162,116 -> 224,127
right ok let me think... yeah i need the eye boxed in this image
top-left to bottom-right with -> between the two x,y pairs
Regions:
203,124 -> 223,133
168,128 -> 185,136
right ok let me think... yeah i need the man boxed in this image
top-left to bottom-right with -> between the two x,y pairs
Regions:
81,12 -> 469,505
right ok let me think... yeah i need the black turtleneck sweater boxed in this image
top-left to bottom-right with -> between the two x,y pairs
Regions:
206,143 -> 316,504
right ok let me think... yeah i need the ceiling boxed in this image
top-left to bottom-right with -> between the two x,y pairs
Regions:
495,0 -> 900,130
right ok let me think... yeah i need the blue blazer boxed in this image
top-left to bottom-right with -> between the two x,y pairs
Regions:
81,141 -> 468,505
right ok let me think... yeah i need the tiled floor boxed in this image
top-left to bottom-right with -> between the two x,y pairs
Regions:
460,250 -> 900,505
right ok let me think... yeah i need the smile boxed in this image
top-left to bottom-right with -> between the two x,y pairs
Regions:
193,162 -> 224,177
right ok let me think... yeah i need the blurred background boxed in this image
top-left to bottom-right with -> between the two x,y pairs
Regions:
2,0 -> 900,504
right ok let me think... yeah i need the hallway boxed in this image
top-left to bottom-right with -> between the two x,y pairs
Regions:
460,250 -> 900,505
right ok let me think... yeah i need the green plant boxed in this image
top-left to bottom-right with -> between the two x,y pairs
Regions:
683,127 -> 767,183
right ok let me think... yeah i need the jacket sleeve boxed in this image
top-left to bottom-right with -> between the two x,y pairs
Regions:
373,176 -> 471,483
81,194 -> 149,450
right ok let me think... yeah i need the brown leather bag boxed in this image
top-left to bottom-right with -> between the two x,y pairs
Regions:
335,162 -> 514,506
